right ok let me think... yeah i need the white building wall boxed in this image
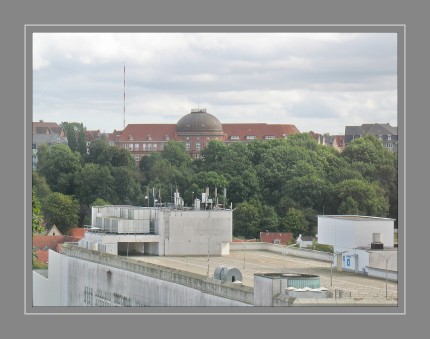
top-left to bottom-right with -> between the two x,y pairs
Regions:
354,221 -> 394,248
318,218 -> 356,248
33,250 -> 63,306
318,216 -> 395,249
164,209 -> 232,256
37,251 -> 252,307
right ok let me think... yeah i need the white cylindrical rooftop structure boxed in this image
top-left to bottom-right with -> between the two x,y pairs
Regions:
213,266 -> 242,283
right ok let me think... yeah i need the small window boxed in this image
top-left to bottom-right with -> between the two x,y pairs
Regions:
196,142 -> 201,151
134,156 -> 139,161
142,143 -> 147,151
134,143 -> 139,151
153,144 -> 157,151
264,135 -> 275,140
148,144 -> 152,151
230,136 -> 240,140
185,142 -> 190,151
129,144 -> 133,151
387,135 -> 392,141
246,135 -> 256,140
194,154 -> 199,159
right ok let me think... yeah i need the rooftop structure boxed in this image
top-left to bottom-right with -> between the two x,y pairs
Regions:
79,203 -> 233,257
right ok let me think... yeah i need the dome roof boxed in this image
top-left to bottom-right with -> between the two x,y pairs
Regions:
176,109 -> 223,133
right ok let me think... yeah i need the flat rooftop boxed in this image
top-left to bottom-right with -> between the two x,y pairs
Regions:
318,215 -> 395,221
129,249 -> 398,300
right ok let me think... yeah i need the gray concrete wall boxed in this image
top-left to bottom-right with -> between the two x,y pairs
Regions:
60,243 -> 253,306
230,242 -> 332,262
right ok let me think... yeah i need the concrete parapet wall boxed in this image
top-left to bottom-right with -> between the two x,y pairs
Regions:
61,243 -> 253,306
230,242 -> 332,262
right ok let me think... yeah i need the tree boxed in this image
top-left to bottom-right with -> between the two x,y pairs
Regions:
32,190 -> 44,234
161,141 -> 192,168
37,144 -> 82,195
110,147 -> 135,168
233,201 -> 260,238
87,139 -> 111,166
42,192 -> 79,234
193,171 -> 228,196
110,166 -> 143,205
335,179 -> 389,217
280,208 -> 308,237
259,205 -> 279,233
61,122 -> 87,156
92,198 -> 111,206
32,172 -> 52,204
74,163 -> 114,206
200,140 -> 227,170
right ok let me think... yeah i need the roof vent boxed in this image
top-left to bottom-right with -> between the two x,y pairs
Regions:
371,232 -> 384,249
213,266 -> 242,283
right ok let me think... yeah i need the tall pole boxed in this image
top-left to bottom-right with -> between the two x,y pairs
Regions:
243,242 -> 246,269
373,252 -> 396,299
123,61 -> 126,129
207,236 -> 210,277
200,233 -> 219,278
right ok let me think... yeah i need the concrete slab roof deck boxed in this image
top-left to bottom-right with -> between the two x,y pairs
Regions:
126,249 -> 398,300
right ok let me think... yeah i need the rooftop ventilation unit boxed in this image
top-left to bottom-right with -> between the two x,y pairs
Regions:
213,266 -> 242,283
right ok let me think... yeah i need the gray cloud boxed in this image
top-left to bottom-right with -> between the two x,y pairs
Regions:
32,32 -> 397,135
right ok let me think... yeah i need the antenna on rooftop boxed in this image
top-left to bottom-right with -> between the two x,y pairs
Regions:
123,61 -> 126,129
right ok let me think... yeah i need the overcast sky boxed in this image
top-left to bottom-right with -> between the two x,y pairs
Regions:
33,32 -> 397,135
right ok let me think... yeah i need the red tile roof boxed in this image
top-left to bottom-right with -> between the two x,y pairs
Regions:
222,123 -> 299,140
85,130 -> 101,141
107,130 -> 122,141
69,228 -> 88,239
118,124 -> 178,142
260,232 -> 293,245
32,235 -> 80,252
117,123 -> 299,144
34,250 -> 49,264
32,122 -> 63,135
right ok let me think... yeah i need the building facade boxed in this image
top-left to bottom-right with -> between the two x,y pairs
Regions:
32,121 -> 68,170
344,123 -> 398,152
116,108 -> 300,163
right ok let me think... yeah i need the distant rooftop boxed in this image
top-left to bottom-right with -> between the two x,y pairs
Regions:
318,215 -> 395,221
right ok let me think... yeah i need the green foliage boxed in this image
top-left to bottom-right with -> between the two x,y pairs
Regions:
33,127 -> 397,238
74,163 -> 114,205
87,139 -> 111,166
280,208 -> 308,237
37,144 -> 82,195
308,240 -> 333,253
193,171 -> 228,194
32,190 -> 44,234
61,122 -> 87,156
233,201 -> 261,238
32,172 -> 52,204
335,179 -> 389,216
42,192 -> 79,234
161,141 -> 192,168
92,198 -> 111,206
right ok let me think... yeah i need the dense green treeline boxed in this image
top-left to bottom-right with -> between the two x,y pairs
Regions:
32,130 -> 397,238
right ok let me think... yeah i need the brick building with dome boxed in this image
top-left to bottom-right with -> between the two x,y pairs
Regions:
116,108 -> 300,163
